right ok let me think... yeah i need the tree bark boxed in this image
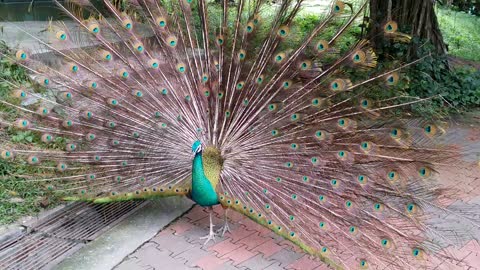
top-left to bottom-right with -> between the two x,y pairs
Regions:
369,0 -> 447,56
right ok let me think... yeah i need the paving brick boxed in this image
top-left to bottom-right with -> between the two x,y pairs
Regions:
463,252 -> 480,270
267,247 -> 304,267
115,257 -> 154,270
176,244 -> 211,267
313,263 -> 332,270
239,217 -> 263,231
115,242 -> 188,270
226,225 -> 256,243
252,239 -> 284,258
222,245 -> 259,266
238,253 -> 277,270
170,218 -> 197,235
194,254 -> 229,270
229,210 -> 246,223
238,232 -> 270,251
286,255 -> 322,270
262,262 -> 284,270
209,239 -> 244,257
184,206 -> 210,222
152,233 -> 198,257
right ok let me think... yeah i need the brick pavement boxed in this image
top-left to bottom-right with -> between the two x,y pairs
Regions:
115,204 -> 480,270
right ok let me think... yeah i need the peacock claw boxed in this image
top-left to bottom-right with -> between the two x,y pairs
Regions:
200,226 -> 217,245
216,221 -> 231,237
201,211 -> 217,245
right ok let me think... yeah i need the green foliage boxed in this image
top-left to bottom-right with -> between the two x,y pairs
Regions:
436,6 -> 480,61
11,130 -> 35,143
291,13 -> 361,55
440,0 -> 480,16
405,55 -> 480,116
367,38 -> 480,118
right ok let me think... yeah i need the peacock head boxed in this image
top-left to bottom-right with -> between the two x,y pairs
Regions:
192,140 -> 202,154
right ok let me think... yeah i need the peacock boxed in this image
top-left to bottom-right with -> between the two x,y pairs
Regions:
0,0 -> 478,269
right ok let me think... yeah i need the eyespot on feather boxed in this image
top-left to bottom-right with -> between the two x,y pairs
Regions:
41,133 -> 54,143
99,50 -> 112,61
122,18 -> 133,30
88,22 -> 100,34
16,50 -> 28,61
37,107 -> 49,116
359,98 -> 373,110
68,63 -> 79,73
352,50 -> 366,64
27,155 -> 40,165
385,72 -> 400,86
278,80 -> 291,90
380,237 -> 393,249
274,52 -> 287,64
333,1 -> 345,13
316,40 -> 329,53
1,150 -> 15,160
245,21 -> 255,33
330,78 -> 351,91
133,41 -> 144,53
277,26 -> 289,38
299,60 -> 312,70
15,119 -> 30,129
384,20 -> 398,34
418,166 -> 433,178
166,36 -> 178,47
314,130 -> 329,141
156,17 -> 167,28
216,35 -> 224,46
118,68 -> 129,79
176,63 -> 186,73
62,119 -> 74,128
56,31 -> 67,41
148,59 -> 159,69
107,98 -> 119,107
412,248 -> 426,259
238,49 -> 246,61
13,89 -> 27,99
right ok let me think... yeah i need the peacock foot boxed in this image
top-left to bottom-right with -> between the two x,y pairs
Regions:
216,220 -> 231,237
200,226 -> 217,245
201,211 -> 217,245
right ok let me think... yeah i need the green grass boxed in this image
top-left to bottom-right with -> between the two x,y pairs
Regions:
0,159 -> 51,224
436,7 -> 480,61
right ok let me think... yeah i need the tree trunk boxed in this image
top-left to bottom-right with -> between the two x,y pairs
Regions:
369,0 -> 447,56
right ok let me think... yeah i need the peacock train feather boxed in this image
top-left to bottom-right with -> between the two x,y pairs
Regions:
0,0 -> 478,269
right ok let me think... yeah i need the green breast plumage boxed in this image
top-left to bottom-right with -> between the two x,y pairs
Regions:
191,147 -> 223,207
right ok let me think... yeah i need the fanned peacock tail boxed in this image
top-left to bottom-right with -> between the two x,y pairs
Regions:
0,0 -> 478,269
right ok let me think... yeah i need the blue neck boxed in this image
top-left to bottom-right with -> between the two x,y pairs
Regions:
191,151 -> 219,206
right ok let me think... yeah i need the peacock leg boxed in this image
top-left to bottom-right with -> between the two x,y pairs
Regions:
200,210 -> 217,245
216,208 -> 231,237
